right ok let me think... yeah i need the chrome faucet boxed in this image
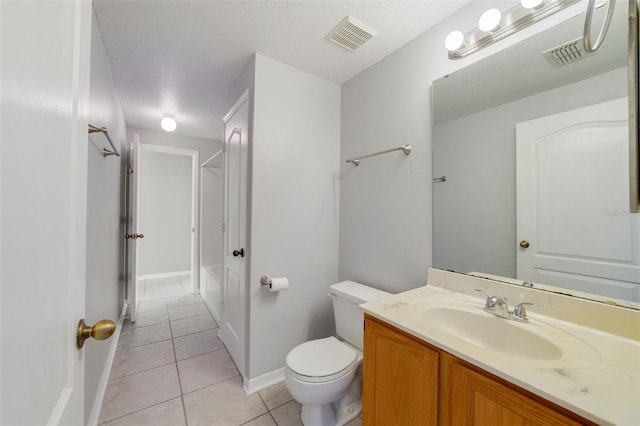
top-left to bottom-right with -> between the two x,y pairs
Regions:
510,302 -> 540,322
476,290 -> 510,319
485,296 -> 511,319
476,290 -> 539,322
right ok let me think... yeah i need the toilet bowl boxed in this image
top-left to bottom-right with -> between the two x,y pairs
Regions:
285,337 -> 362,426
284,281 -> 390,426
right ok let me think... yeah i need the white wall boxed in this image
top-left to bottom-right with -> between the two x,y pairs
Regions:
433,67 -> 627,278
339,0 -> 584,294
85,11 -> 127,423
227,55 -> 341,381
137,150 -> 193,275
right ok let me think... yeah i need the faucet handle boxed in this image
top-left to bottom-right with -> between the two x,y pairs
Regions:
475,289 -> 505,310
475,289 -> 494,309
511,302 -> 540,322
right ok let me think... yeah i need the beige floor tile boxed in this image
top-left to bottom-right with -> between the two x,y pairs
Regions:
178,349 -> 239,394
179,275 -> 192,291
118,322 -> 172,349
123,309 -> 169,330
345,416 -> 363,426
99,364 -> 181,423
183,376 -> 267,426
100,398 -> 185,426
241,413 -> 277,426
168,302 -> 211,321
173,329 -> 224,361
139,277 -> 189,300
170,314 -> 216,337
166,293 -> 204,308
110,340 -> 175,379
258,381 -> 293,410
270,400 -> 302,426
137,299 -> 168,314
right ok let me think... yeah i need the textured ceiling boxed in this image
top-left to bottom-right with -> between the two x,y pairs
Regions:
93,0 -> 469,140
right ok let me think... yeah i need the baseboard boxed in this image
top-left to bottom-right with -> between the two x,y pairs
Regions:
243,368 -> 284,395
138,270 -> 191,280
200,288 -> 221,325
86,301 -> 128,426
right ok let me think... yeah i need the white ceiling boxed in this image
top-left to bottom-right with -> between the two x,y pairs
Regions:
93,0 -> 469,140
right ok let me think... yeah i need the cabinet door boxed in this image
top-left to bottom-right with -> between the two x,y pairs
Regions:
446,355 -> 588,426
363,316 -> 438,426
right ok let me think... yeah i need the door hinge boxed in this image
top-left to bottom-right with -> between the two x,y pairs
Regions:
221,222 -> 226,232
222,142 -> 227,153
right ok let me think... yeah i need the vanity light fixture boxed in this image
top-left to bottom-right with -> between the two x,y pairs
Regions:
445,0 -> 579,59
444,30 -> 465,51
521,0 -> 545,9
161,115 -> 177,132
478,8 -> 502,32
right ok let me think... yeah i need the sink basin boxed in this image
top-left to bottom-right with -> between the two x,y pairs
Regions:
409,299 -> 597,363
422,307 -> 562,360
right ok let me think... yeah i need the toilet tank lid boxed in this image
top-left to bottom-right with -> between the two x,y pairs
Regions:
329,281 -> 391,304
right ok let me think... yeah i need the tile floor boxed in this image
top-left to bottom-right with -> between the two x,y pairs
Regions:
99,277 -> 363,426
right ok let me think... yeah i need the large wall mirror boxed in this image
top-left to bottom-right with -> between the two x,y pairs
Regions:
433,1 -> 639,305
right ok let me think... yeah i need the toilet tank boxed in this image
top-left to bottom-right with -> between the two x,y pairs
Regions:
329,281 -> 391,351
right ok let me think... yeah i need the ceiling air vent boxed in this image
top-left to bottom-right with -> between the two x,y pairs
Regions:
327,16 -> 377,52
542,37 -> 594,67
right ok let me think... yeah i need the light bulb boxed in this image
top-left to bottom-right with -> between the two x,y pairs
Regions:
521,0 -> 544,8
161,116 -> 177,132
444,31 -> 465,51
478,8 -> 502,32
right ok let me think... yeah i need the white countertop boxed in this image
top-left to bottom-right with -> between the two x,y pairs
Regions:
361,280 -> 640,425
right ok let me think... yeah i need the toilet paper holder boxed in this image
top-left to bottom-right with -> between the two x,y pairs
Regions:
260,275 -> 272,287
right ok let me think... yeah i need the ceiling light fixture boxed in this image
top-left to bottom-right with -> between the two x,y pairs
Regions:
445,0 -> 579,59
161,115 -> 177,132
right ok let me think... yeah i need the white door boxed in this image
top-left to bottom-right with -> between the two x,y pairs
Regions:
220,91 -> 249,377
126,134 -> 141,321
1,0 -> 91,424
517,98 -> 640,301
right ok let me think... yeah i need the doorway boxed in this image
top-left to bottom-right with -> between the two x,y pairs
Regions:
136,144 -> 200,303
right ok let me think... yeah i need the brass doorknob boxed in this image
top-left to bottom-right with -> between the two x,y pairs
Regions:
76,319 -> 116,349
232,248 -> 245,257
519,240 -> 530,248
124,233 -> 133,239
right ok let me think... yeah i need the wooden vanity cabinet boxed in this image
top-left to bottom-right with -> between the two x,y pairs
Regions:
363,315 -> 596,426
363,314 -> 439,426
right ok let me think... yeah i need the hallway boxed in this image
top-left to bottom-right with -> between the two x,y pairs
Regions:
97,276 -> 340,426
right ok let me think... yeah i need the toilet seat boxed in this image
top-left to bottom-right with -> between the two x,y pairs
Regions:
286,337 -> 357,383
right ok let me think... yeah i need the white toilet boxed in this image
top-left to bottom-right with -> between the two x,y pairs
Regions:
284,281 -> 390,426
